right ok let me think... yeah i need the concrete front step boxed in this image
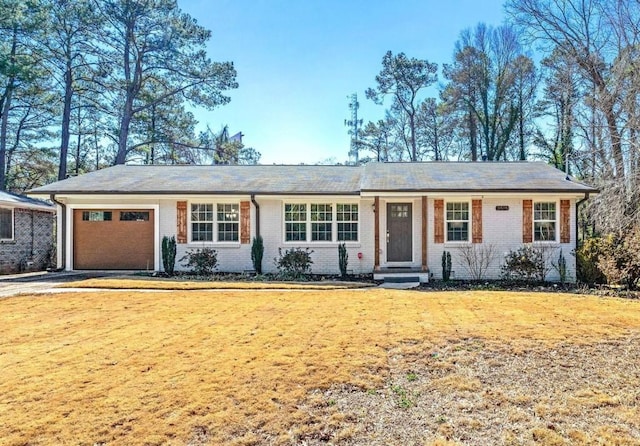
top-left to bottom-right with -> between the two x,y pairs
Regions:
373,269 -> 430,284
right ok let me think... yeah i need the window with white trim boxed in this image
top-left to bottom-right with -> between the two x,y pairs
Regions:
0,207 -> 13,240
311,204 -> 332,241
217,204 -> 239,242
534,202 -> 556,241
285,204 -> 307,241
284,202 -> 359,242
191,203 -> 214,241
337,204 -> 358,241
190,203 -> 241,243
446,202 -> 469,242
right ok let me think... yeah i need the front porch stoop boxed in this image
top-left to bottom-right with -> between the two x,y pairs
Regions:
374,267 -> 429,289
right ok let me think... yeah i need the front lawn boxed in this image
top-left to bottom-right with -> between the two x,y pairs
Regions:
1,289 -> 639,445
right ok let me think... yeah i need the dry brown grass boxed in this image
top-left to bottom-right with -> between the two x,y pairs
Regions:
1,289 -> 639,445
58,277 -> 372,290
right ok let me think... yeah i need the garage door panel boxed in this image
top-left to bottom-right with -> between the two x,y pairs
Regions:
73,209 -> 154,270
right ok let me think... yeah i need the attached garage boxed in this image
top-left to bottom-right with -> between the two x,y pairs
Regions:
73,209 -> 155,270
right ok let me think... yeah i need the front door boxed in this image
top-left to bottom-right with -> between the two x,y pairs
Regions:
387,203 -> 412,262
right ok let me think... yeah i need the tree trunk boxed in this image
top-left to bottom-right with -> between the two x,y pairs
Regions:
115,99 -> 133,165
59,55 -> 73,180
0,28 -> 17,191
409,112 -> 417,161
0,86 -> 11,191
468,110 -> 477,161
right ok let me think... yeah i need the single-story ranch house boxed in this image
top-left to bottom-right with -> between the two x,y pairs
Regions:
29,162 -> 597,281
0,191 -> 55,274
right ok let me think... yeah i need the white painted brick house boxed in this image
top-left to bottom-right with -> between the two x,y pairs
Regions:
29,162 -> 597,281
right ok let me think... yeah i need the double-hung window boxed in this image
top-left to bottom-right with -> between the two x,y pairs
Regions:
534,202 -> 556,241
0,208 -> 13,240
446,202 -> 469,242
285,204 -> 307,241
311,204 -> 332,241
191,203 -> 239,242
284,202 -> 359,242
337,204 -> 358,241
217,204 -> 239,242
191,204 -> 214,242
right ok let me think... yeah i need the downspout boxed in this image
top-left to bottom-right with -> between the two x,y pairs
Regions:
50,194 -> 66,271
30,210 -> 34,259
575,193 -> 590,247
251,194 -> 260,238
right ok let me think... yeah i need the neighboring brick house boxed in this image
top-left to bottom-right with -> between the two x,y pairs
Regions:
29,162 -> 597,281
0,191 -> 55,274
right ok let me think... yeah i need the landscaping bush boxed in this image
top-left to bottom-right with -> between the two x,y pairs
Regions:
274,247 -> 313,279
575,237 -> 607,285
338,243 -> 348,278
456,244 -> 497,280
552,249 -> 568,284
180,247 -> 218,276
441,251 -> 452,281
161,235 -> 177,275
596,228 -> 640,289
501,245 -> 545,282
251,235 -> 264,274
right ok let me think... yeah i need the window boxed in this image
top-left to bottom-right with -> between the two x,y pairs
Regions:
311,204 -> 332,241
217,204 -> 239,242
120,211 -> 149,221
0,208 -> 12,240
337,204 -> 358,241
446,202 -> 469,242
534,202 -> 556,241
285,204 -> 307,241
284,202 -> 358,242
82,211 -> 112,221
191,204 -> 214,242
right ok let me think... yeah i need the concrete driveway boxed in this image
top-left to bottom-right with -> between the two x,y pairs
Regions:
0,271 -> 123,298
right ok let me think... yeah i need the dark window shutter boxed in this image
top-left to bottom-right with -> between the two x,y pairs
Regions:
434,199 -> 444,244
472,199 -> 482,243
240,201 -> 251,244
522,199 -> 533,243
177,201 -> 187,244
560,199 -> 570,243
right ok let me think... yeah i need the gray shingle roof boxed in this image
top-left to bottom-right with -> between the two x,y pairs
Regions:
0,191 -> 55,211
28,162 -> 597,196
29,164 -> 363,195
360,162 -> 597,193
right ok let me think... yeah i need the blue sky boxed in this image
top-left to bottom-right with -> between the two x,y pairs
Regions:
180,0 -> 507,164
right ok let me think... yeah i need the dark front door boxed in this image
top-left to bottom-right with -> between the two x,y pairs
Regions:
387,203 -> 412,262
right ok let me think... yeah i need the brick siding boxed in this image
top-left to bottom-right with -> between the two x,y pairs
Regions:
0,209 -> 54,274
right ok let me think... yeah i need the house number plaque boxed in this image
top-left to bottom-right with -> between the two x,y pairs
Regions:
495,205 -> 509,211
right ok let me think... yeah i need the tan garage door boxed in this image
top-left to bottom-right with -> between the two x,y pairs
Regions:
73,209 -> 154,270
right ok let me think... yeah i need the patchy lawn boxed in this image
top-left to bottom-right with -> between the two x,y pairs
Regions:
58,277 -> 373,290
1,289 -> 639,445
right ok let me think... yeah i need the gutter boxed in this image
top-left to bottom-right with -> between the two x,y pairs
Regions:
50,194 -> 66,270
251,194 -> 260,238
575,193 -> 590,246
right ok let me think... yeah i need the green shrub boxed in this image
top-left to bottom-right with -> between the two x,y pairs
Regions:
338,243 -> 348,278
441,251 -> 452,281
501,245 -> 544,282
552,249 -> 567,283
251,235 -> 264,274
274,247 -> 313,279
575,237 -> 607,285
180,247 -> 218,276
161,235 -> 177,275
